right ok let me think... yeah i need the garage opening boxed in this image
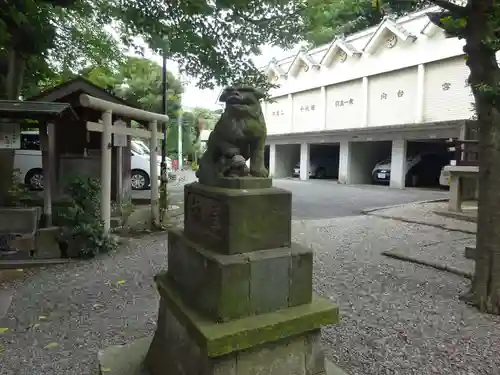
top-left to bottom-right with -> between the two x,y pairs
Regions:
350,141 -> 392,184
275,144 -> 300,178
405,139 -> 452,188
307,143 -> 340,179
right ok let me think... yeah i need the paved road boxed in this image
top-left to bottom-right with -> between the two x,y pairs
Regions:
134,173 -> 448,220
272,178 -> 448,219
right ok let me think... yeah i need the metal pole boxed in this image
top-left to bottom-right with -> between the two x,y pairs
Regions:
159,47 -> 168,225
161,54 -> 168,178
177,110 -> 183,171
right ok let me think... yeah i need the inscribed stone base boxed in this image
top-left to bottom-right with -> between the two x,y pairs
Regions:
167,230 -> 312,322
145,276 -> 339,375
98,337 -> 346,375
183,183 -> 291,254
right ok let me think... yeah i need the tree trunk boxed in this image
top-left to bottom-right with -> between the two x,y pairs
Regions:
4,49 -> 26,100
460,0 -> 500,314
0,49 -> 27,206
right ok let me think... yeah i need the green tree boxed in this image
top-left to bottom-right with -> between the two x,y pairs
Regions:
82,57 -> 184,120
117,0 -> 305,91
303,0 -> 425,47
191,107 -> 220,130
167,111 -> 198,157
369,0 -> 500,314
2,0 -> 307,100
80,57 -> 194,155
1,0 -> 123,99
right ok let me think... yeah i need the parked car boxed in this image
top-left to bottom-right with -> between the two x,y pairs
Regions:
372,152 -> 451,187
292,155 -> 339,179
14,132 -> 170,191
439,166 -> 451,188
130,139 -> 173,189
14,131 -> 43,190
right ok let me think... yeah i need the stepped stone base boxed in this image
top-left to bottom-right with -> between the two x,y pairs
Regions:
98,339 -> 346,375
168,229 -> 313,322
144,275 -> 338,375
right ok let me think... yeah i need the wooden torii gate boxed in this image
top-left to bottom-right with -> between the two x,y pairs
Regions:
79,94 -> 169,233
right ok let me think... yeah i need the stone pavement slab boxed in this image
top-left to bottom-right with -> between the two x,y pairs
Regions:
97,336 -> 151,375
364,201 -> 477,234
382,237 -> 476,279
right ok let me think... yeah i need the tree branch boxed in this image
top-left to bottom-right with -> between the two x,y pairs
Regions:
234,6 -> 306,26
428,0 -> 469,16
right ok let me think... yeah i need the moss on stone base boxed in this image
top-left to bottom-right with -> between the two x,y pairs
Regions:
154,273 -> 339,357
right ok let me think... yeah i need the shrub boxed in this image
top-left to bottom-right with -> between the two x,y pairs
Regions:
6,168 -> 34,206
58,177 -> 118,258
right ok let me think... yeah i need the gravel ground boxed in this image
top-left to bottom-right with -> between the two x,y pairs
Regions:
1,215 -> 500,375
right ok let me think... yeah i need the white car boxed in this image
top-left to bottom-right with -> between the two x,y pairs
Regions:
439,165 -> 451,187
130,139 -> 173,189
372,153 -> 451,187
14,131 -> 170,191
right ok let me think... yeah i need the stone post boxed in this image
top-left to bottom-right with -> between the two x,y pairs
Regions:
145,176 -> 340,375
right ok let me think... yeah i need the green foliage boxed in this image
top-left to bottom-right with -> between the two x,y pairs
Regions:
3,0 -> 309,99
58,177 -> 118,258
165,111 -> 200,156
113,0 -> 306,92
81,56 -> 184,121
303,0 -> 426,47
5,168 -> 34,206
192,107 -> 220,130
112,199 -> 135,228
192,160 -> 199,171
1,0 -> 124,99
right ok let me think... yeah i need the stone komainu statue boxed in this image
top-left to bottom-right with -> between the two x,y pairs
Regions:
196,86 -> 269,186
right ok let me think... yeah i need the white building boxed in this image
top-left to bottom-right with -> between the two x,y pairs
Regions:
199,129 -> 212,154
257,6 -> 477,188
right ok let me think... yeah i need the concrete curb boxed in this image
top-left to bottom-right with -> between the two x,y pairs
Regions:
434,209 -> 477,223
0,289 -> 12,318
369,214 -> 476,235
382,250 -> 473,279
361,198 -> 449,214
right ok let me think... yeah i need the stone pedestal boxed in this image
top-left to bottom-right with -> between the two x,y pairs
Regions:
145,178 -> 340,375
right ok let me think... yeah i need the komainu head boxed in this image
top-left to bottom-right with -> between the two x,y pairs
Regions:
219,86 -> 265,118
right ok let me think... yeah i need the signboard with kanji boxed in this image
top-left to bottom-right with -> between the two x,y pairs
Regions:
326,80 -> 362,129
265,96 -> 291,134
0,123 -> 21,149
293,90 -> 322,132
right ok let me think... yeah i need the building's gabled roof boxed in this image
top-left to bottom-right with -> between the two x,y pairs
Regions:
363,17 -> 417,54
420,18 -> 441,36
259,5 -> 441,76
287,48 -> 321,77
28,76 -> 135,108
265,58 -> 287,79
321,37 -> 362,67
0,100 -> 78,120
